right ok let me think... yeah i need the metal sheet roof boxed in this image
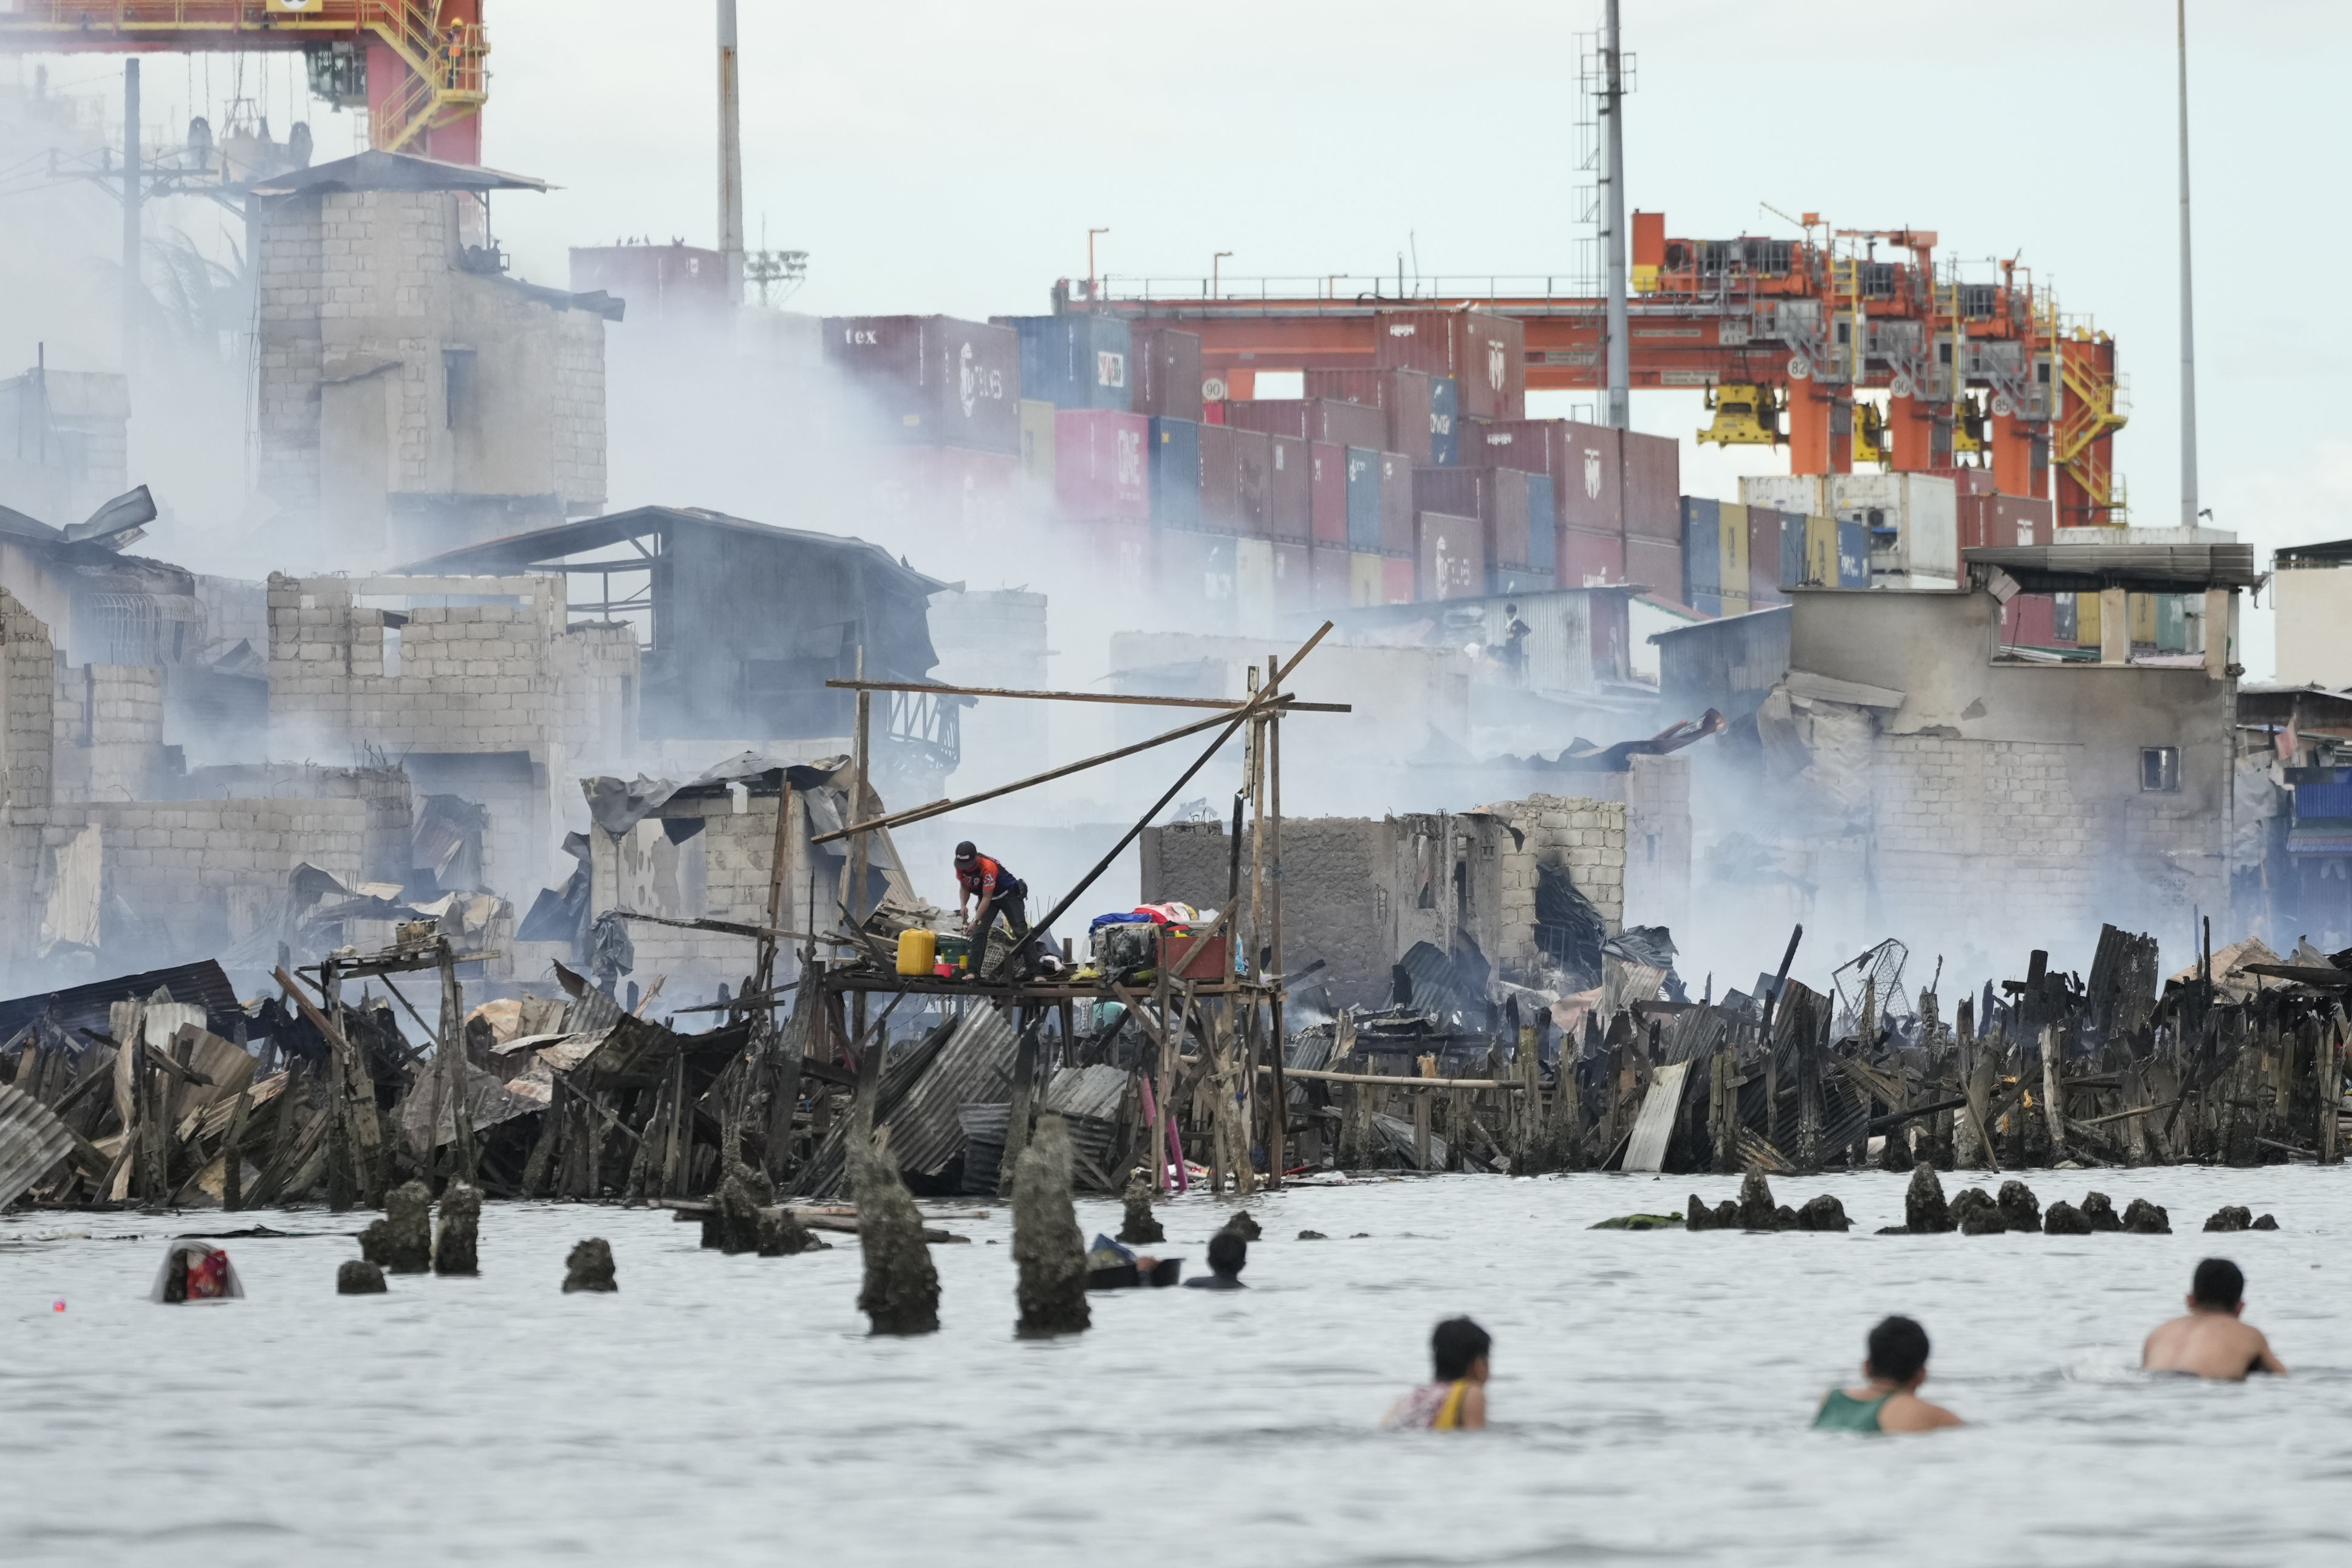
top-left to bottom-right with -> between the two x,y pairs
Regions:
248,150 -> 551,196
1966,543 -> 2257,593
0,961 -> 241,1048
0,1082 -> 74,1209
394,505 -> 950,596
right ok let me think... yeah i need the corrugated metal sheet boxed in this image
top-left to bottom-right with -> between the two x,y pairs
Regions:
0,1082 -> 74,1208
881,1006 -> 1019,1180
0,960 -> 241,1046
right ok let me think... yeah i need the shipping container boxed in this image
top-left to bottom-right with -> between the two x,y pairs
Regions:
1746,506 -> 1788,607
1622,430 -> 1682,540
1345,446 -> 1383,552
1373,309 -> 1526,420
1561,526 -> 1625,587
1802,514 -> 1837,587
1129,326 -> 1205,421
1836,519 -> 1870,587
1232,428 -> 1274,538
1682,496 -> 1722,613
1379,451 -> 1414,556
2000,591 -> 2060,649
823,314 -> 1020,454
1084,520 -> 1155,596
1004,313 -> 1130,410
1310,543 -> 1353,610
1273,540 -> 1313,618
1018,399 -> 1056,487
1225,397 -> 1387,451
1489,565 -> 1556,598
1383,555 -> 1417,605
1268,434 -> 1310,540
1928,466 -> 1999,498
862,445 -> 1024,556
1460,417 -> 1553,476
1198,422 -> 1240,533
1054,409 -> 1149,521
1825,472 -> 1959,585
1157,527 -> 1237,634
1200,399 -> 1226,426
1994,492 -> 2053,547
1626,536 -> 1683,602
1349,551 -> 1386,608
1417,511 -> 1485,601
1778,508 -> 1808,593
1147,416 -> 1201,529
1430,378 -> 1460,465
1958,491 -> 2056,550
1414,464 -> 1530,568
1718,504 -> 1752,614
1527,475 -> 1557,572
1235,537 -> 1276,635
1303,368 -> 1440,465
1308,441 -> 1346,544
1738,474 -> 1825,515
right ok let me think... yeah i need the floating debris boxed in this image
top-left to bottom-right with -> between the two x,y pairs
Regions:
338,1259 -> 388,1295
562,1238 -> 617,1293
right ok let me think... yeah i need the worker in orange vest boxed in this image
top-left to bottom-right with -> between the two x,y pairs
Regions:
955,840 -> 1030,975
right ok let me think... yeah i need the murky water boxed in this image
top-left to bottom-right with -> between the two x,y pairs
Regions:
4,1167 -> 2348,1567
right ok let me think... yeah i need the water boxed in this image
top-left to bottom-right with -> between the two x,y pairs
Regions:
4,1166 -> 2348,1567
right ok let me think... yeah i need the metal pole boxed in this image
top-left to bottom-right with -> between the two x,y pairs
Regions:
121,58 -> 141,377
2176,0 -> 2200,528
717,0 -> 746,306
1599,0 -> 1630,430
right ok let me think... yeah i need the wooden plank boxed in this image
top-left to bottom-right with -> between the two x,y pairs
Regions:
824,677 -> 1349,713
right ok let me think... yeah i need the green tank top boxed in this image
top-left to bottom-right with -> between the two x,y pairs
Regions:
1813,1389 -> 1892,1432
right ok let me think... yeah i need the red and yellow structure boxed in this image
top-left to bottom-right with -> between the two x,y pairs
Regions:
1083,210 -> 2128,528
0,1 -> 488,163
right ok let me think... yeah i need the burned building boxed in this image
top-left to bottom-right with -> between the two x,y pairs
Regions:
250,151 -> 617,560
1,358 -> 128,530
1660,542 -> 2254,960
405,506 -> 953,797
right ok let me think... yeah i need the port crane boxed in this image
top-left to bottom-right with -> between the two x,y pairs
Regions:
0,1 -> 488,163
1078,211 -> 2128,527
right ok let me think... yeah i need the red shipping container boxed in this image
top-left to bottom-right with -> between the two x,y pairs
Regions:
1748,506 -> 1788,608
1197,422 -> 1240,533
1994,491 -> 2053,547
1463,418 -> 1629,540
1129,326 -> 1205,421
1930,466 -> 1999,497
1201,400 -> 1226,426
1309,543 -> 1353,609
1226,397 -> 1387,450
1621,430 -> 1681,540
1378,451 -> 1414,556
1308,442 -> 1347,544
1560,525 -> 1625,588
2002,592 -> 2060,647
1302,368 -> 1440,466
1232,428 -> 1274,537
1414,466 -> 1528,566
1373,309 -> 1526,420
1053,409 -> 1149,520
822,314 -> 1020,454
1268,434 -> 1310,540
1417,512 -> 1485,601
1625,536 -> 1684,602
1459,416 -> 1553,476
1383,554 -> 1417,605
1273,540 -> 1314,617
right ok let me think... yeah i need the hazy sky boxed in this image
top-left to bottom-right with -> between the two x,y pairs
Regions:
7,1 -> 2346,672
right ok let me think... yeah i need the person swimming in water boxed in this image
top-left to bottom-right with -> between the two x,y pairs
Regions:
1182,1228 -> 1248,1290
1383,1317 -> 1490,1430
2141,1258 -> 2287,1380
1813,1315 -> 1963,1433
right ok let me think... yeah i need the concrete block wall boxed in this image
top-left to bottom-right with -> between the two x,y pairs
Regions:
587,791 -> 796,996
255,197 -> 326,509
0,590 -> 55,970
1622,754 -> 1692,932
49,663 -> 166,803
553,308 -> 607,509
1489,796 -> 1626,973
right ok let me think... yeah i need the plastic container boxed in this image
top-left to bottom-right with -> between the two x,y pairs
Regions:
897,927 -> 938,975
933,933 -> 971,977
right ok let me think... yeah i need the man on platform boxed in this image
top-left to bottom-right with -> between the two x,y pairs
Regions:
955,840 -> 1030,977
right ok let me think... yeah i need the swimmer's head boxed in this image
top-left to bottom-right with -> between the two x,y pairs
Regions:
1206,1229 -> 1246,1277
2192,1257 -> 2244,1311
1865,1315 -> 1931,1386
1432,1316 -> 1491,1382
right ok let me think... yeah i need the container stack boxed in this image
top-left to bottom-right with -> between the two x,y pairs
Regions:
822,314 -> 1024,542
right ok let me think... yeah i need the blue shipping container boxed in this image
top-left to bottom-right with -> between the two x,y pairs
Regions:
1526,474 -> 1556,571
1345,446 -> 1382,551
1780,509 -> 1808,589
1836,519 -> 1870,587
1430,378 -> 1461,465
1148,417 -> 1200,528
1010,315 -> 1132,410
1681,496 -> 1722,613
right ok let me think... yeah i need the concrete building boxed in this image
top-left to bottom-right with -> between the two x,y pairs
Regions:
1661,541 -> 2255,964
265,571 -> 640,898
250,151 -> 618,561
1,361 -> 128,530
2272,538 -> 2352,690
1141,791 -> 1644,1009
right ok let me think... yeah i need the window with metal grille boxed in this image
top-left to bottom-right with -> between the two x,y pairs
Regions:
2141,747 -> 2179,793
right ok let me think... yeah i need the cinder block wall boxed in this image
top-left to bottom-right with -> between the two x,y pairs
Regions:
1487,796 -> 1626,973
50,663 -> 165,803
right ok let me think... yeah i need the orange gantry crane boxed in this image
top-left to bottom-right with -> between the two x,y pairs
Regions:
1079,210 -> 2129,527
0,1 -> 488,163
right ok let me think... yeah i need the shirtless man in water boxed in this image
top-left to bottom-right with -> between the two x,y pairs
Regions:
2142,1258 -> 2288,1380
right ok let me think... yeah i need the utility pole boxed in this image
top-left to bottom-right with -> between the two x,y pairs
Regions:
1599,0 -> 1630,431
121,58 -> 140,376
717,0 -> 745,306
2176,0 -> 2199,529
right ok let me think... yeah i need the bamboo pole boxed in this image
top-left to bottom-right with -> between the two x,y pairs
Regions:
825,675 -> 1347,713
1265,652 -> 1288,1188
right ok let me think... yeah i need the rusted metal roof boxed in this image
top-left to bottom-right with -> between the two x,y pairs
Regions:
0,961 -> 242,1049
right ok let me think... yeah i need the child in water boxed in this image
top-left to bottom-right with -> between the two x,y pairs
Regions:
1383,1317 -> 1489,1430
1814,1315 -> 1963,1433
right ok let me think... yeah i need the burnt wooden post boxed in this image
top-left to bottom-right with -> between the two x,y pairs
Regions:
995,1009 -> 1048,1198
2322,1009 -> 2345,1165
1795,995 -> 1824,1174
